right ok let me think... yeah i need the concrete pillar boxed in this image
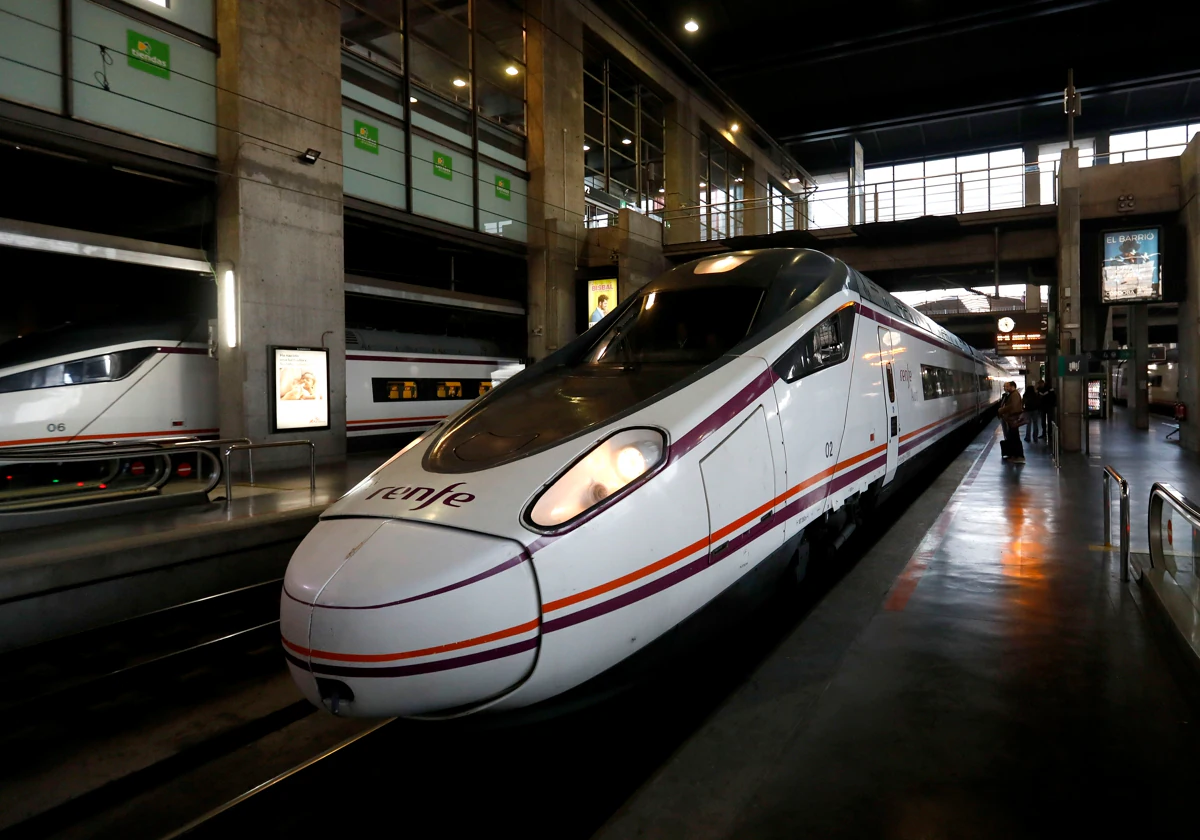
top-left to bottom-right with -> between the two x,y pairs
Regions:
664,99 -> 700,245
616,208 -> 668,299
1179,135 -> 1200,451
1129,305 -> 1150,429
526,0 -> 585,360
1023,142 -> 1040,206
1025,283 -> 1040,313
1057,147 -> 1083,452
215,0 -> 345,467
744,164 -> 769,236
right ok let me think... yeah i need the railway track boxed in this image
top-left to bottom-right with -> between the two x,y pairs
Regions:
0,580 -> 316,840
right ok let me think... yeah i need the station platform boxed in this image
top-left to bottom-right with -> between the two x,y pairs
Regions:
596,415 -> 1200,839
0,452 -> 387,651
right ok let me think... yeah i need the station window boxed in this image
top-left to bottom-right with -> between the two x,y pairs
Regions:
583,42 -> 667,226
341,1 -> 405,75
768,180 -> 798,233
697,132 -> 746,240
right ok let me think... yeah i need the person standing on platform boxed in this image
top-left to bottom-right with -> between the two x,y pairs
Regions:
1024,380 -> 1042,443
998,381 -> 1025,464
1038,380 -> 1056,443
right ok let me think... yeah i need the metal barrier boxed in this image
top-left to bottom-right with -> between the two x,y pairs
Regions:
1103,466 -> 1131,582
0,437 -> 253,513
1049,421 -> 1061,469
222,441 -> 315,503
1147,483 -> 1200,578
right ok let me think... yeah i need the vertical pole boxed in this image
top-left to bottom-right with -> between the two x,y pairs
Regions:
1119,481 -> 1130,581
958,174 -> 964,214
1104,472 -> 1111,546
994,226 -> 1000,298
61,0 -> 72,116
1067,68 -> 1076,149
401,0 -> 413,213
469,0 -> 480,234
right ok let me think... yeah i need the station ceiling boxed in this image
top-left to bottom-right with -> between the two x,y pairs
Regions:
621,0 -> 1200,173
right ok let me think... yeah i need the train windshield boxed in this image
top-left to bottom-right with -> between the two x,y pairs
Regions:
582,287 -> 763,368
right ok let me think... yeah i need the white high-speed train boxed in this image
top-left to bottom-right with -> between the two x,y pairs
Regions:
1112,351 -> 1179,409
0,320 -> 521,451
281,248 -> 1007,719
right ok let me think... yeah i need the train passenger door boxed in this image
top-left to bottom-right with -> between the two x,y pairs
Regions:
877,327 -> 899,484
700,404 -> 781,570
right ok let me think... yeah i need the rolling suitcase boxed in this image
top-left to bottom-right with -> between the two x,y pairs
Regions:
1000,438 -> 1011,459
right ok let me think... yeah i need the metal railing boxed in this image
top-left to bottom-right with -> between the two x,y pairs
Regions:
1103,466 -> 1131,582
222,441 -> 316,504
0,437 -> 252,513
1050,421 -> 1061,469
1147,482 -> 1200,579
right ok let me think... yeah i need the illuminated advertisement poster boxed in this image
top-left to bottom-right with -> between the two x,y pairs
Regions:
271,347 -> 330,432
1101,228 -> 1162,303
587,279 -> 617,328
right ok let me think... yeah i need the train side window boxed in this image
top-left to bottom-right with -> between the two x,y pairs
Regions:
478,381 -> 493,397
772,307 -> 855,383
371,378 -> 419,402
436,381 -> 463,399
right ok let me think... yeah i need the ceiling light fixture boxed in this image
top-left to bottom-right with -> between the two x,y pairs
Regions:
505,65 -> 519,76
452,78 -> 467,88
410,96 -> 418,103
699,181 -> 706,187
684,19 -> 699,32
730,122 -> 739,133
621,138 -> 632,145
583,144 -> 591,151
787,176 -> 801,184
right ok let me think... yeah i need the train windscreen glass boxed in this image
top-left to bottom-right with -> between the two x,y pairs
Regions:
583,287 -> 763,367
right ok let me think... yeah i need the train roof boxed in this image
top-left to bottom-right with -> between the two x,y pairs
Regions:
0,316 -> 206,370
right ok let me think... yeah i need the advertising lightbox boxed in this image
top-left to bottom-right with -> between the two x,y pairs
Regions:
270,347 -> 330,432
1101,227 -> 1163,303
587,279 -> 617,328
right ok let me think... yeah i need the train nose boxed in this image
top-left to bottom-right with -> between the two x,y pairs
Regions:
281,518 -> 540,718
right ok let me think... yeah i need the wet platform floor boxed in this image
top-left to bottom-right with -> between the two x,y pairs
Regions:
596,416 -> 1200,839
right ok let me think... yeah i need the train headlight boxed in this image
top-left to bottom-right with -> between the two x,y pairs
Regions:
528,428 -> 665,529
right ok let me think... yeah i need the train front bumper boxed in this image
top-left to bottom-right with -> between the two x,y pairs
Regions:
281,517 -> 540,718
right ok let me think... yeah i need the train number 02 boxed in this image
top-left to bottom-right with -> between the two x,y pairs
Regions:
824,441 -> 835,458
47,423 -> 66,432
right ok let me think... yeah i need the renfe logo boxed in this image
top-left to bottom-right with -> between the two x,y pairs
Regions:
364,482 -> 475,510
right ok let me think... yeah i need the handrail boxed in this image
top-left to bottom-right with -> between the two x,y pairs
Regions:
1050,421 -> 1061,469
1147,482 -> 1200,575
222,441 -> 315,504
1103,465 -> 1130,582
0,441 -> 233,507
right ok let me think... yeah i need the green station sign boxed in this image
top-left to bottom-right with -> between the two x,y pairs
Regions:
433,150 -> 453,180
127,30 -> 170,80
353,120 -> 379,154
495,175 -> 511,200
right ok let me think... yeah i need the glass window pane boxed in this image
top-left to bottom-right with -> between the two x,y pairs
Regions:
341,1 -> 404,73
1148,126 -> 1187,149
474,0 -> 524,61
925,157 -> 956,177
1110,130 -> 1146,153
476,39 -> 524,131
584,105 -> 604,143
610,95 -> 636,137
584,73 -> 604,111
610,119 -> 635,157
411,37 -> 470,104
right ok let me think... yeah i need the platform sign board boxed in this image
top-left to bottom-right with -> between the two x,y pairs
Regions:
1101,227 -> 1163,303
587,279 -> 617,328
995,312 -> 1048,356
270,347 -> 330,432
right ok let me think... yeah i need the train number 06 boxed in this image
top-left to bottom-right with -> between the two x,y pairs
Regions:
824,441 -> 834,458
47,423 -> 66,432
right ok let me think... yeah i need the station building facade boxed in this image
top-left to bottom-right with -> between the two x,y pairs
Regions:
0,0 -> 809,464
